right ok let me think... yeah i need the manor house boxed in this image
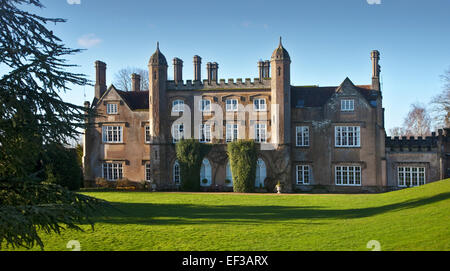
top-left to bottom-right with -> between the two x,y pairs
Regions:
83,39 -> 450,192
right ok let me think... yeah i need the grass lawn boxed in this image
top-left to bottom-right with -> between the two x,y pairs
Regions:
3,179 -> 450,251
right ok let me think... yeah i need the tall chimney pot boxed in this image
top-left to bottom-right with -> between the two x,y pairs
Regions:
95,61 -> 107,100
131,73 -> 141,92
193,55 -> 202,82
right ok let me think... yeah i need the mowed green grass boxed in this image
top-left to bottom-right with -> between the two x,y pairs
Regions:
4,179 -> 450,251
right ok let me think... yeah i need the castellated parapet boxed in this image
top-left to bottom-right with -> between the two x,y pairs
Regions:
166,77 -> 271,91
385,129 -> 449,152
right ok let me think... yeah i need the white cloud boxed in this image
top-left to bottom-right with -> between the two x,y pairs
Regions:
367,0 -> 381,4
77,34 -> 102,48
67,0 -> 81,4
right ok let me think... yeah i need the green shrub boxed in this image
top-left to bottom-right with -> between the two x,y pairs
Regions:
42,143 -> 83,191
175,139 -> 210,192
95,178 -> 116,189
227,140 -> 257,193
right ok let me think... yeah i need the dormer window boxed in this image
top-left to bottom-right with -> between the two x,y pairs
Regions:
341,99 -> 354,112
106,103 -> 118,115
172,100 -> 184,113
254,98 -> 267,112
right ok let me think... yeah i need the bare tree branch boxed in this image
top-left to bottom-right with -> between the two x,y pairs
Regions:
113,67 -> 148,91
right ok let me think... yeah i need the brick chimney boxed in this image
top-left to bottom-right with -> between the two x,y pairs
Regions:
371,50 -> 381,91
193,55 -> 202,82
131,73 -> 141,92
173,58 -> 183,83
94,61 -> 107,100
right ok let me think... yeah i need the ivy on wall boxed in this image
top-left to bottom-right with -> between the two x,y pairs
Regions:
175,139 -> 210,192
227,140 -> 257,193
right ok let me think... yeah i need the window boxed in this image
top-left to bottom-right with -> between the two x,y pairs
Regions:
102,126 -> 123,143
255,158 -> 267,188
226,99 -> 238,112
172,100 -> 185,113
398,167 -> 426,187
296,165 -> 311,185
335,126 -> 360,147
145,126 -> 150,143
254,98 -> 266,112
226,123 -> 238,143
199,124 -> 211,143
200,159 -> 212,186
172,124 -> 184,143
335,166 -> 361,186
173,161 -> 181,185
106,103 -> 118,115
199,99 -> 211,112
226,162 -> 233,187
296,126 -> 310,147
102,163 -> 123,181
145,163 -> 151,182
255,124 -> 267,143
341,99 -> 355,112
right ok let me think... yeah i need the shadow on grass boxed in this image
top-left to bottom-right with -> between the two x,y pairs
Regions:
94,192 -> 450,226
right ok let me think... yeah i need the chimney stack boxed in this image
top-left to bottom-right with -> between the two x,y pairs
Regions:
207,62 -> 219,83
371,50 -> 381,91
193,55 -> 202,82
95,61 -> 107,100
258,61 -> 264,80
173,58 -> 183,83
264,60 -> 271,78
131,73 -> 141,92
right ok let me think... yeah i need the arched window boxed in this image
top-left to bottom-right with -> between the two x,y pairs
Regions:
255,158 -> 267,188
173,160 -> 181,185
172,100 -> 184,113
200,159 -> 212,186
226,161 -> 233,187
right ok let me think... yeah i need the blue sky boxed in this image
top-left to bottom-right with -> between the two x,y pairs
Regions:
24,0 -> 450,132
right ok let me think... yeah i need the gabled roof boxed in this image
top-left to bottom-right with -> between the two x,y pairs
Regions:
291,78 -> 380,108
116,90 -> 149,110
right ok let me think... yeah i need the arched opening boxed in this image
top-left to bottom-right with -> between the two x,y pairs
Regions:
173,160 -> 181,185
226,161 -> 233,187
200,159 -> 212,186
255,158 -> 267,188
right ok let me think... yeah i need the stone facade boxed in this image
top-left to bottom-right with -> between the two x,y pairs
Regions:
83,40 -> 450,192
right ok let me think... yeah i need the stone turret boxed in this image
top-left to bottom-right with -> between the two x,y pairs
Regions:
148,42 -> 168,141
270,37 -> 291,145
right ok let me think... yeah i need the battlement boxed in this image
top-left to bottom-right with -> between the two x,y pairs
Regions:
167,77 -> 271,91
386,129 -> 450,152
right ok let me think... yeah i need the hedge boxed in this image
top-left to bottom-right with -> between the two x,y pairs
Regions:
175,139 -> 210,192
227,140 -> 257,193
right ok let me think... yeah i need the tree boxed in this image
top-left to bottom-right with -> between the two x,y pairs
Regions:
430,67 -> 450,129
114,67 -> 149,91
0,0 -> 108,250
389,127 -> 406,137
43,143 -> 83,191
403,103 -> 432,137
